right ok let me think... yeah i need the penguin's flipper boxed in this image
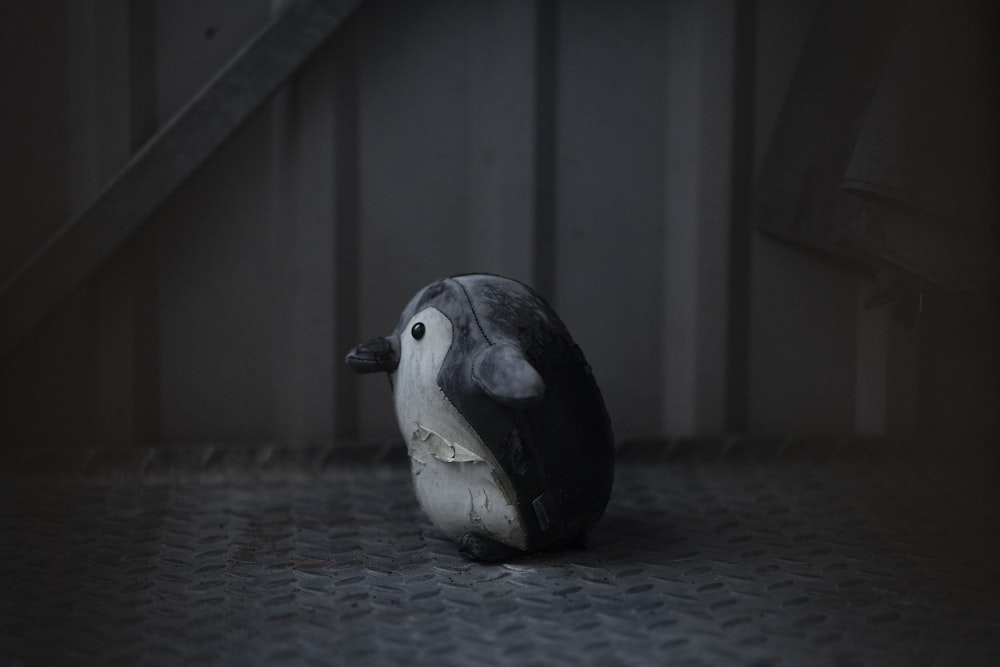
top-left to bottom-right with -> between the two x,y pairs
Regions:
458,532 -> 523,562
471,344 -> 545,409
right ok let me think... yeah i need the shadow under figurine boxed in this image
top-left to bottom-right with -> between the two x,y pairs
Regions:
346,274 -> 615,562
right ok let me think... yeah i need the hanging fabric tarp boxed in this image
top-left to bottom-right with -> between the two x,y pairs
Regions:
752,0 -> 999,292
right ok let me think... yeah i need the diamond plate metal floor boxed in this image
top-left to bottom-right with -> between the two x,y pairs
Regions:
1,443 -> 998,666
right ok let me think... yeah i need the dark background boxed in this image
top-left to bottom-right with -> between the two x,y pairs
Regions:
1,0 -> 996,451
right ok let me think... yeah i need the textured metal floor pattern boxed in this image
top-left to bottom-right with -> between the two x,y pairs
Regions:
1,445 -> 998,666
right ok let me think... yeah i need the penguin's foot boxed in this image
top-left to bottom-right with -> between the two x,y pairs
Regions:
458,532 -> 523,562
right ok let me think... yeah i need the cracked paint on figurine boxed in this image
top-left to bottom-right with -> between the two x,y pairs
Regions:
345,274 -> 615,560
394,306 -> 527,550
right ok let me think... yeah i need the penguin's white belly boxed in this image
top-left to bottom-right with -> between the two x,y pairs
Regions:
407,428 -> 526,549
392,306 -> 527,551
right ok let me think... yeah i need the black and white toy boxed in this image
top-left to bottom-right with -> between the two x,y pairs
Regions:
346,274 -> 615,561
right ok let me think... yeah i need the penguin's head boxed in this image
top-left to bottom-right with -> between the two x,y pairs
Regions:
346,305 -> 456,391
344,276 -> 546,407
344,280 -> 454,381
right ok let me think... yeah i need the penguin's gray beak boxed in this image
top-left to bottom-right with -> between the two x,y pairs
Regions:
345,335 -> 400,374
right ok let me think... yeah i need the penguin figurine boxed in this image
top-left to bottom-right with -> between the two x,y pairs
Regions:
345,274 -> 615,561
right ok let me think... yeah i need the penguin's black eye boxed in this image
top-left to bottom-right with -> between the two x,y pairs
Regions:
411,322 -> 425,340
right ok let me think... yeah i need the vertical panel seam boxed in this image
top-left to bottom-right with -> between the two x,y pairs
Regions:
532,0 -> 558,302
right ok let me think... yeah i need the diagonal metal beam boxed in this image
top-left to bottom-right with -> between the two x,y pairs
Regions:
0,0 -> 363,355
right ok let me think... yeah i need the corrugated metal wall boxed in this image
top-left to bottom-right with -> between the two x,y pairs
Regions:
0,0 -> 910,448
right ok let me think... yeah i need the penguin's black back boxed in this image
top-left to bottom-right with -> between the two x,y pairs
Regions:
430,275 -> 615,549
